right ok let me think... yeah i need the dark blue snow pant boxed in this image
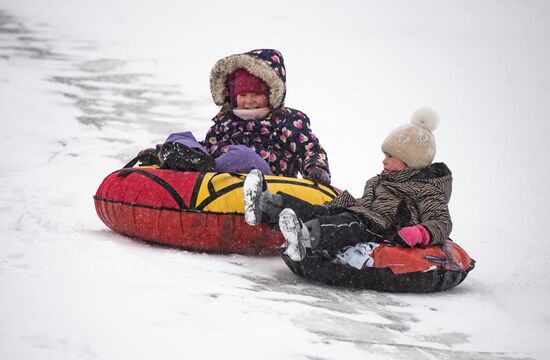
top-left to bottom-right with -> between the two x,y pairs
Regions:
267,193 -> 385,255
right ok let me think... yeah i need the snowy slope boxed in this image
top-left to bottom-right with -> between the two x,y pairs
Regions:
1,1 -> 549,359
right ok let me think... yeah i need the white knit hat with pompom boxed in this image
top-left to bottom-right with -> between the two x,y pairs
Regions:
381,107 -> 439,169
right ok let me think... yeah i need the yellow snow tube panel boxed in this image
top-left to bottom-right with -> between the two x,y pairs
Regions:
193,172 -> 339,213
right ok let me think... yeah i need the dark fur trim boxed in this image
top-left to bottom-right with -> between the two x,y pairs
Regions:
411,162 -> 451,180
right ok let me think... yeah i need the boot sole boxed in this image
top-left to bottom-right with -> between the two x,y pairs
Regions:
243,170 -> 264,225
279,209 -> 306,261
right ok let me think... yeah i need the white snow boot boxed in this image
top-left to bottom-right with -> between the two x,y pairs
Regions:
279,208 -> 312,261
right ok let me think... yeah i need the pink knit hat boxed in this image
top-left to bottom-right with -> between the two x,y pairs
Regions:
228,69 -> 269,102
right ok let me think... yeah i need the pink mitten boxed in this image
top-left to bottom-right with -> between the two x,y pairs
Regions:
397,225 -> 430,247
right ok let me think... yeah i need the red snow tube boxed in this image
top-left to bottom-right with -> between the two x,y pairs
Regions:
94,167 -> 339,255
282,241 -> 475,292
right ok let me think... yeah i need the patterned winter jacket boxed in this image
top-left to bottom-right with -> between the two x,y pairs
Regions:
201,49 -> 330,179
326,163 -> 453,245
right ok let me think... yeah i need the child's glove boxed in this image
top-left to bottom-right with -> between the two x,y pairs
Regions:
397,225 -> 430,247
137,148 -> 161,166
306,167 -> 331,186
123,148 -> 160,168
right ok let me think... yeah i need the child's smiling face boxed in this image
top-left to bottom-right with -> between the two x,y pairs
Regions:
383,153 -> 407,172
236,93 -> 269,109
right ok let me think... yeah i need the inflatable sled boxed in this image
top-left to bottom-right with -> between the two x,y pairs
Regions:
282,240 -> 475,293
94,167 -> 339,255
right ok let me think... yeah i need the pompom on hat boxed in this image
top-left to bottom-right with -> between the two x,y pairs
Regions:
381,107 -> 439,169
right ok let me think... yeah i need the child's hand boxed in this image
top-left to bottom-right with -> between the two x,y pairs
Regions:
397,225 -> 430,247
306,167 -> 331,186
137,148 -> 160,166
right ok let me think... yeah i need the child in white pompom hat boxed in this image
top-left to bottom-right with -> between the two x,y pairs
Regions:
243,107 -> 453,263
381,107 -> 439,171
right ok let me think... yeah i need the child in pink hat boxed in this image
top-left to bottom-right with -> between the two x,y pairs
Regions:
136,49 -> 331,186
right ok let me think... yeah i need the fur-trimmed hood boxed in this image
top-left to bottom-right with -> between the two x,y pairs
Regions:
210,49 -> 287,109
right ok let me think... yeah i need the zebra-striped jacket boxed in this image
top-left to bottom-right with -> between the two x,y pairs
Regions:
325,163 -> 453,245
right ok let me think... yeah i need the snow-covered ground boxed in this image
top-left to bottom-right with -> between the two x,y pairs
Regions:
1,1 -> 549,359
